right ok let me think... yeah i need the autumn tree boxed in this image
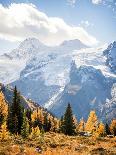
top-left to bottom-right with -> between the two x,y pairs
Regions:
78,118 -> 85,132
61,103 -> 76,135
110,119 -> 116,136
31,108 -> 44,129
43,113 -> 51,132
0,92 -> 8,126
30,126 -> 40,139
95,122 -> 105,137
85,110 -> 98,133
0,122 -> 10,141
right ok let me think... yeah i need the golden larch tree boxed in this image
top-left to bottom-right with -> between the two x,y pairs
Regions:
0,122 -> 10,141
95,122 -> 105,137
78,118 -> 85,132
0,92 -> 8,126
85,110 -> 98,133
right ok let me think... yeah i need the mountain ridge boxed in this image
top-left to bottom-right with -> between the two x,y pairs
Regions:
0,38 -> 115,121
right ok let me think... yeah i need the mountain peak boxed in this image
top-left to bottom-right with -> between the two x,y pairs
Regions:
103,41 -> 116,74
60,39 -> 87,49
19,38 -> 45,50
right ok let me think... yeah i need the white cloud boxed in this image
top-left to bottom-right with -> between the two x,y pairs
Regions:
67,0 -> 77,7
92,0 -> 103,4
0,3 -> 98,46
79,20 -> 94,28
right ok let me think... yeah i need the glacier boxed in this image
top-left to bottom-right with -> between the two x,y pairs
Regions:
0,38 -> 115,121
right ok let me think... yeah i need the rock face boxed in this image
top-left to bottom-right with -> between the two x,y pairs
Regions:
1,38 -> 87,105
103,41 -> 116,74
0,83 -> 38,110
49,62 -> 116,121
0,38 -> 116,121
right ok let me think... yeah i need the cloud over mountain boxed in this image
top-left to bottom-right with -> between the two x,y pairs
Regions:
0,3 -> 98,46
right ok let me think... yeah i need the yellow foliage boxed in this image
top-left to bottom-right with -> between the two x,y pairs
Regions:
0,92 -> 8,124
0,122 -> 10,141
110,119 -> 116,136
23,147 -> 38,155
30,126 -> 40,139
51,117 -> 59,132
95,122 -> 105,137
85,111 -> 98,133
31,108 -> 44,124
78,118 -> 85,132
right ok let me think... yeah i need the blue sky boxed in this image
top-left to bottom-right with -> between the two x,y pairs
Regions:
0,0 -> 116,53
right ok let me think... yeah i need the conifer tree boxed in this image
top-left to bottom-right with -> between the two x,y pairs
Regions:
110,119 -> 116,136
26,109 -> 32,133
43,113 -> 51,132
7,86 -> 23,134
0,122 -> 10,141
105,123 -> 111,135
59,116 -> 64,133
85,110 -> 98,134
31,108 -> 43,129
96,122 -> 105,137
0,92 -> 8,126
21,111 -> 29,139
78,118 -> 85,132
62,103 -> 76,135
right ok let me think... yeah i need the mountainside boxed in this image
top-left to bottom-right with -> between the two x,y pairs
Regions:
103,41 -> 116,74
0,38 -> 116,121
0,83 -> 38,110
48,62 -> 116,121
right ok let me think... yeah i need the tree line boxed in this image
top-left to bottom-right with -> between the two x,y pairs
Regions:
0,86 -> 116,141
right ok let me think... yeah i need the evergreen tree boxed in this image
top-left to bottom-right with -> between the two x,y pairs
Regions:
43,113 -> 51,132
26,109 -> 32,133
62,103 -> 76,135
7,86 -> 23,134
110,119 -> 116,136
21,111 -> 29,139
105,123 -> 111,135
59,116 -> 64,133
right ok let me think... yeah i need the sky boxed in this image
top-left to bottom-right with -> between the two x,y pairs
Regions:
0,0 -> 116,53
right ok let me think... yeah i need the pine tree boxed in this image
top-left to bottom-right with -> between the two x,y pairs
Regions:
85,110 -> 98,134
110,119 -> 116,136
7,86 -> 23,134
59,116 -> 64,133
21,111 -> 29,139
105,123 -> 111,135
26,109 -> 32,133
62,103 -> 76,135
43,113 -> 51,132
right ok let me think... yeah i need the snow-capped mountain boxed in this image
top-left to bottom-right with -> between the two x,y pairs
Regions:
0,38 -> 115,120
48,62 -> 116,121
103,41 -> 116,74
